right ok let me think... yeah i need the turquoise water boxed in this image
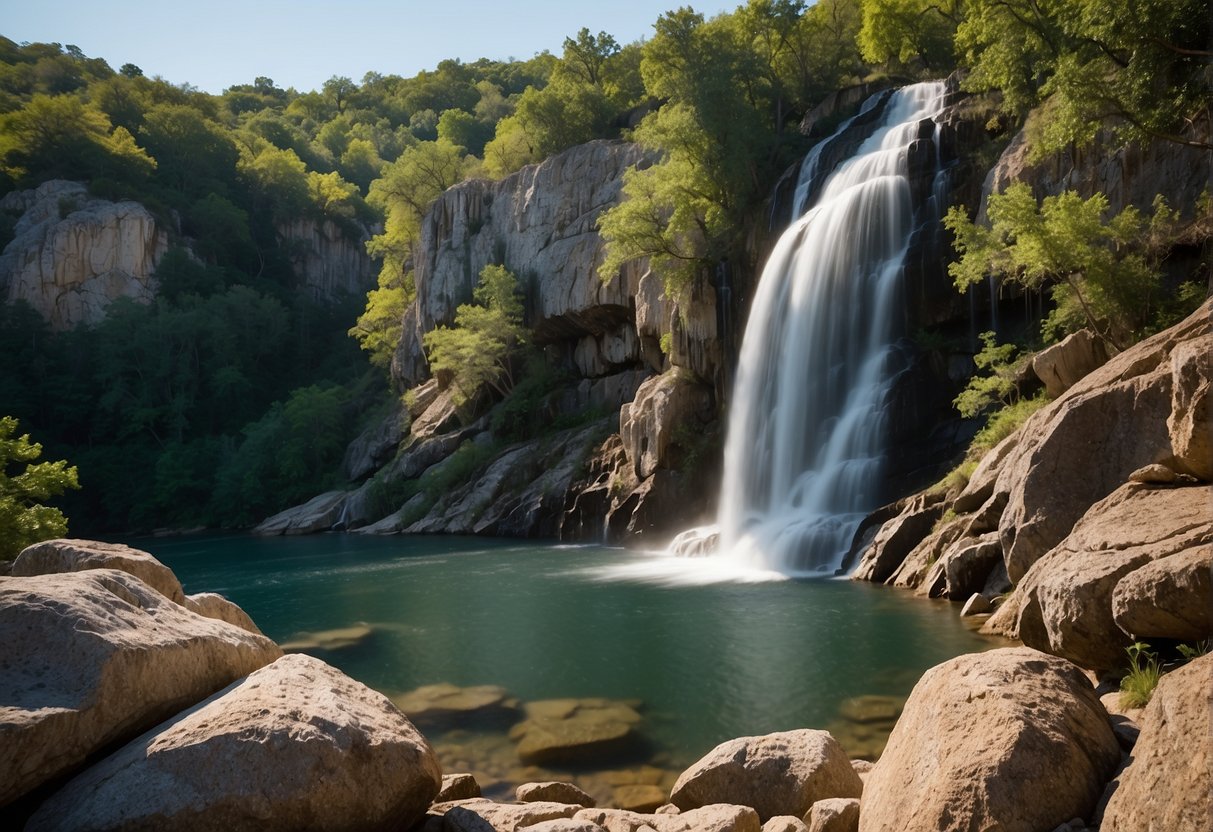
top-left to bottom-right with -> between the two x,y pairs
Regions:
135,533 -> 994,773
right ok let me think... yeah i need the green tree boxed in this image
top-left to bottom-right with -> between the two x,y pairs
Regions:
945,183 -> 1186,350
423,264 -> 527,404
0,416 -> 80,559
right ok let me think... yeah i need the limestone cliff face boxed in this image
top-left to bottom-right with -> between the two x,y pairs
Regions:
0,180 -> 168,329
276,217 -> 375,301
393,140 -> 720,389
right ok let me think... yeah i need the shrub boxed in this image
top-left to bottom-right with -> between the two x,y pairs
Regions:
1119,641 -> 1161,709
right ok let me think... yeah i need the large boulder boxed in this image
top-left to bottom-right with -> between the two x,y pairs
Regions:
575,804 -> 761,832
858,648 -> 1121,832
1030,329 -> 1111,399
0,569 -> 282,807
1112,544 -> 1212,642
27,653 -> 441,831
254,490 -> 350,535
1100,654 -> 1213,832
0,180 -> 168,329
669,729 -> 862,821
987,482 -> 1212,671
182,592 -> 264,636
12,538 -> 185,603
1167,337 -> 1213,480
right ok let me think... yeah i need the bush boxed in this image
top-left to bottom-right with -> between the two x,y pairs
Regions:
1119,641 -> 1161,709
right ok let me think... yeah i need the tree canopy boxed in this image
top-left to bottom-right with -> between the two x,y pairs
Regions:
0,417 -> 79,559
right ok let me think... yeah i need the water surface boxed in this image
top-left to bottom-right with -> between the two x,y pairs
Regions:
137,534 -> 995,768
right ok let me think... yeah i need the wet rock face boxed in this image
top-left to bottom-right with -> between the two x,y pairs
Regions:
0,180 -> 168,329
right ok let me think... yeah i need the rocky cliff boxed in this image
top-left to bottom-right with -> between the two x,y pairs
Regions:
277,216 -> 375,301
0,180 -> 168,329
264,140 -> 723,543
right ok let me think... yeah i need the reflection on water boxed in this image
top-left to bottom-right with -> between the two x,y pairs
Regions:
132,533 -> 1000,792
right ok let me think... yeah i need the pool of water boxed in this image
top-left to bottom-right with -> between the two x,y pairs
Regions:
132,533 -> 999,795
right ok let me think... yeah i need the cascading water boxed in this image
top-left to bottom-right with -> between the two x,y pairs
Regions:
714,81 -> 949,575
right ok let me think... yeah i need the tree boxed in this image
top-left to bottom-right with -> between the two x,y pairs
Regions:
945,183 -> 1186,350
0,416 -> 79,559
857,0 -> 962,71
423,264 -> 527,404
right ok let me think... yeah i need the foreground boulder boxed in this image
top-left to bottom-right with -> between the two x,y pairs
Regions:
859,648 -> 1120,832
0,569 -> 281,807
27,653 -> 441,831
669,729 -> 862,821
12,538 -> 185,603
575,804 -> 760,832
1100,653 -> 1212,831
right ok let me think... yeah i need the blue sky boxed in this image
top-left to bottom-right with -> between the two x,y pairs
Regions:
2,0 -> 742,94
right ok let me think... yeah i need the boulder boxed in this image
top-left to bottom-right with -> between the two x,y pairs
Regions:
525,822 -> 610,832
996,303 -> 1211,582
517,781 -> 597,807
0,180 -> 168,329
1112,544 -> 1212,643
1031,329 -> 1111,399
960,592 -> 992,616
1100,654 -> 1212,832
1167,335 -> 1213,480
511,698 -> 644,767
858,648 -> 1121,832
342,400 -> 407,482
0,569 -> 281,807
182,591 -> 264,636
12,538 -> 184,603
940,531 -> 1001,600
669,729 -> 862,821
763,817 -> 810,832
27,654 -> 441,831
442,799 -> 582,831
254,490 -> 350,535
805,799 -> 860,832
576,805 -> 761,832
619,369 -> 714,481
850,495 -> 943,584
989,483 -> 1213,671
437,773 -> 483,803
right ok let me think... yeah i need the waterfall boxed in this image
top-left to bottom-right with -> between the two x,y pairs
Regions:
715,81 -> 949,575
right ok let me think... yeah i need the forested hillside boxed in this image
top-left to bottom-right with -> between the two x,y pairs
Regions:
0,0 -> 1208,536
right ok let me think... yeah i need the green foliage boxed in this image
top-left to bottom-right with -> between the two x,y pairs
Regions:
489,352 -> 567,442
946,184 -> 1180,351
424,264 -> 527,405
869,0 -> 1213,155
970,393 -> 1050,459
366,438 -> 498,522
0,416 -> 79,559
1119,641 -> 1162,709
953,332 -> 1024,418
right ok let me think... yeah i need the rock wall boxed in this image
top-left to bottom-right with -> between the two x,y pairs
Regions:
393,140 -> 719,390
277,216 -> 375,301
0,180 -> 168,329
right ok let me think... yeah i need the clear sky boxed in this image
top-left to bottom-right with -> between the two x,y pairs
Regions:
2,0 -> 743,94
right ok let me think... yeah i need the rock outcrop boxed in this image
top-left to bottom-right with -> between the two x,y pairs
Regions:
12,538 -> 185,603
1100,653 -> 1212,832
987,482 -> 1212,671
0,568 -> 282,807
0,180 -> 168,329
669,730 -> 862,822
26,653 -> 442,832
276,217 -> 375,301
859,648 -> 1121,832
853,299 -> 1213,671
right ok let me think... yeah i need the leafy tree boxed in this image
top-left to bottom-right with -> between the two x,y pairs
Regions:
436,108 -> 493,156
239,143 -> 311,220
139,103 -> 238,196
423,264 -> 527,404
952,332 -> 1024,418
945,183 -> 1189,350
0,93 -> 155,186
0,416 -> 79,559
857,0 -> 961,71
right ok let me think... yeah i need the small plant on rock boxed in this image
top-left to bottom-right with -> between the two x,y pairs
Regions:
1119,641 -> 1161,709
